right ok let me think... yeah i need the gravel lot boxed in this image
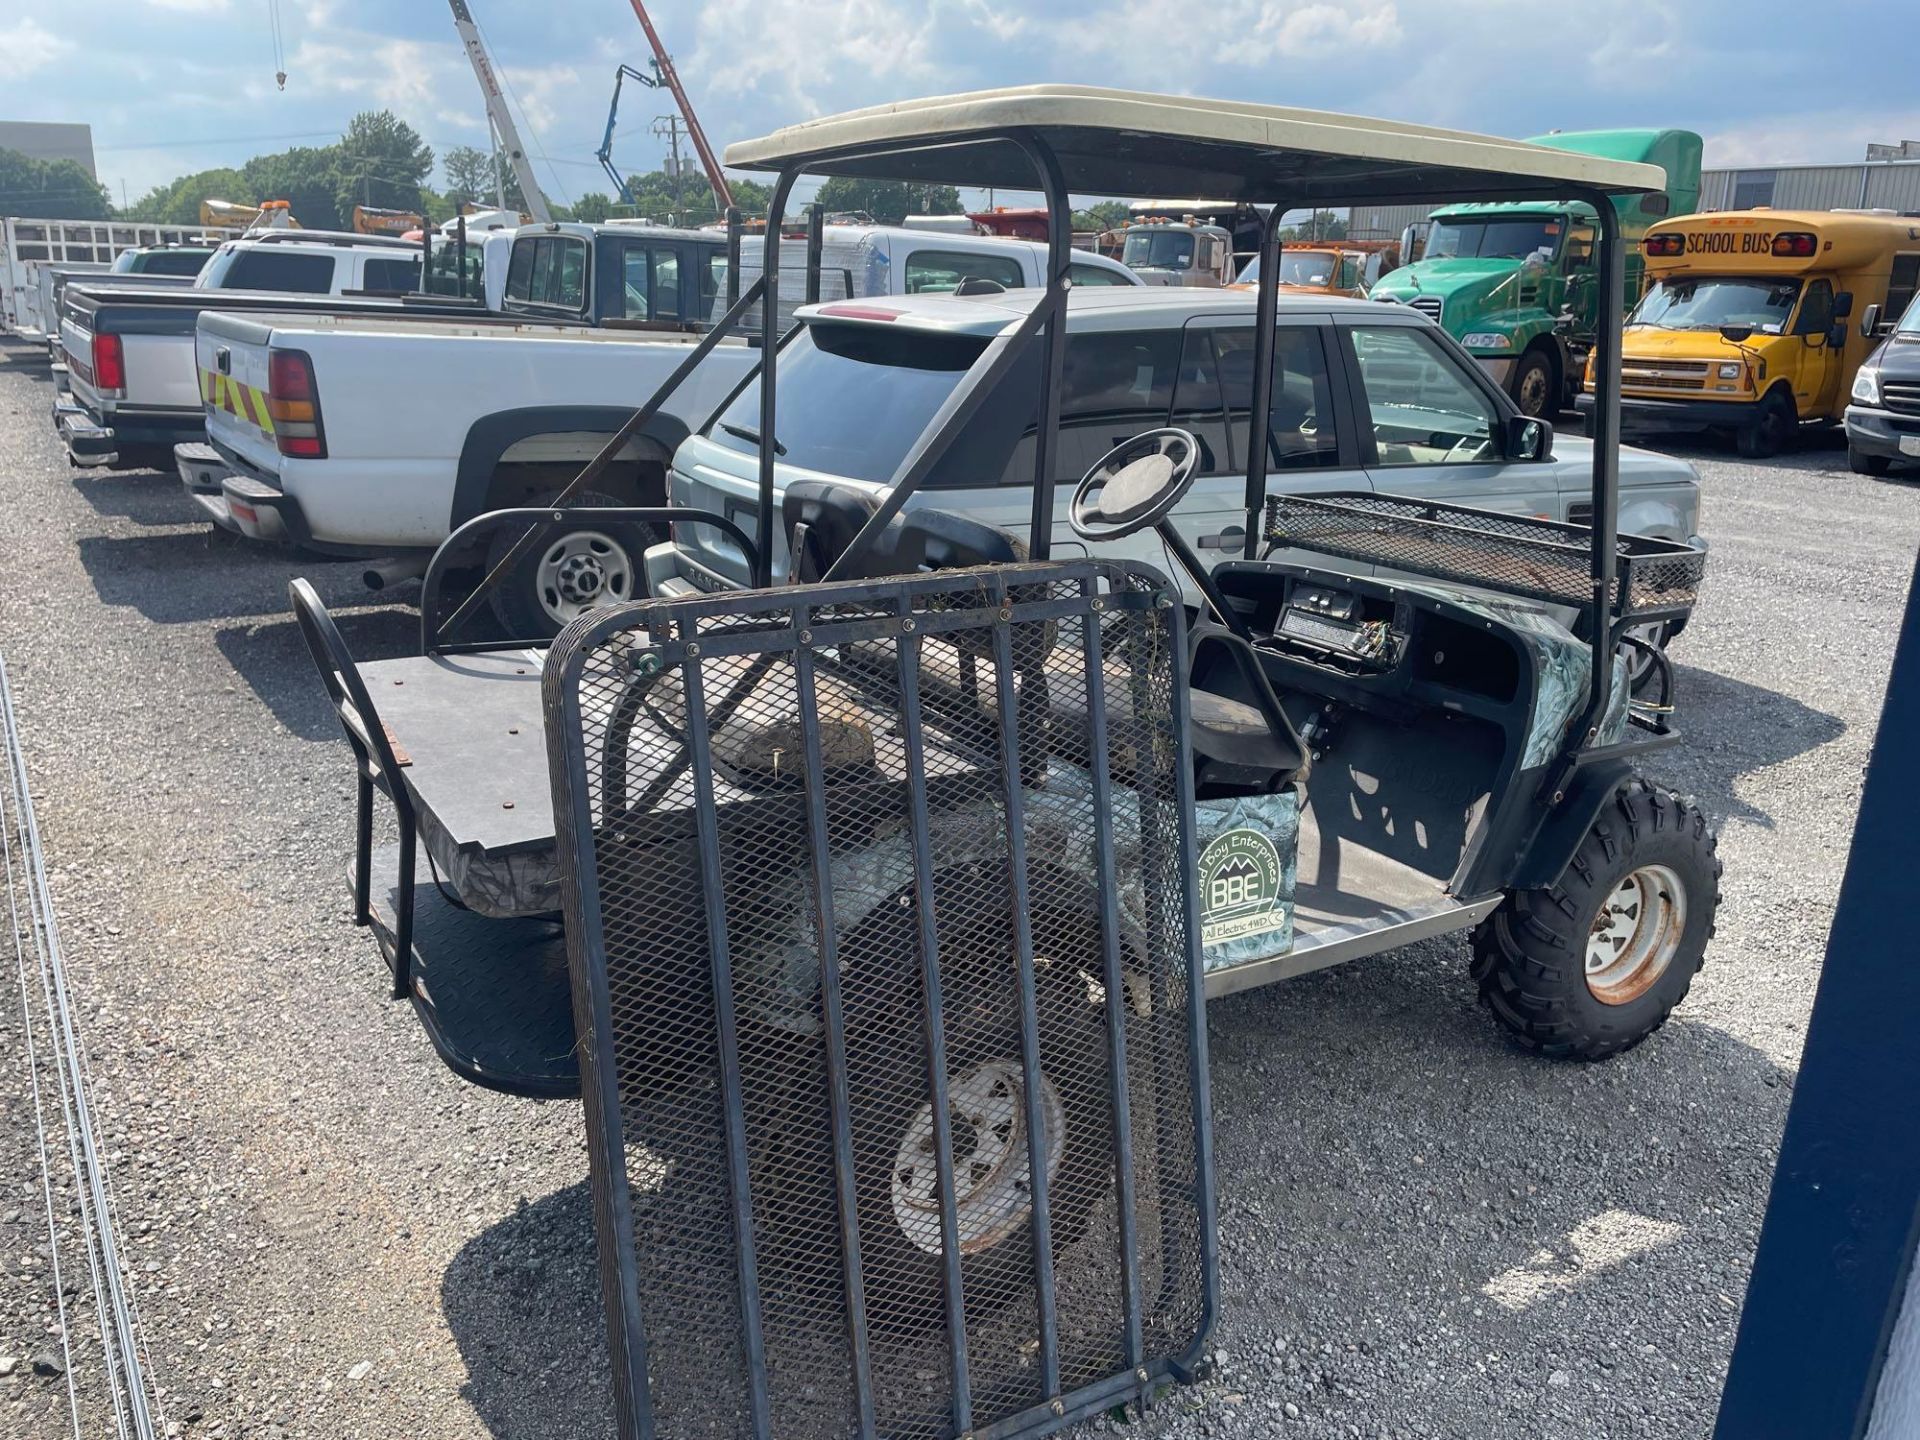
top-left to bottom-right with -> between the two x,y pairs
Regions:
1,338 -> 1916,1440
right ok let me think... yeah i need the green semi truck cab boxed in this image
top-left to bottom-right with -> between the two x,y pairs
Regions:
1371,128 -> 1702,417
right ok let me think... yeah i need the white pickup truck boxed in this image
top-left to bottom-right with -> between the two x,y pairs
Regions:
194,309 -> 756,632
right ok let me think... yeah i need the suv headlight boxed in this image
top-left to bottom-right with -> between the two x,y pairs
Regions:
1461,332 -> 1511,350
1851,366 -> 1881,405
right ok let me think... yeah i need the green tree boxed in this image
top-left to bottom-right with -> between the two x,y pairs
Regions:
569,191 -> 614,224
442,143 -> 527,213
605,169 -> 771,227
814,176 -> 961,224
334,110 -> 434,218
1071,200 -> 1129,232
241,145 -> 344,230
124,167 -> 254,225
0,148 -> 111,220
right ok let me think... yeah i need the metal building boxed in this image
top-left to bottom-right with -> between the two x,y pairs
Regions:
0,121 -> 97,178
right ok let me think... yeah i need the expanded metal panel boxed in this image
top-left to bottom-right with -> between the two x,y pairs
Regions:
545,559 -> 1216,1440
1265,491 -> 1705,618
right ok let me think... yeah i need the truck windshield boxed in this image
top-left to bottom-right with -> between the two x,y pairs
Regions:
1630,277 -> 1800,333
708,322 -> 991,483
1123,230 -> 1195,269
1276,252 -> 1337,287
1424,217 -> 1562,262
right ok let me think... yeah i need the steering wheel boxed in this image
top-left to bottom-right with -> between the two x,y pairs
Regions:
1068,428 -> 1202,541
1443,434 -> 1496,463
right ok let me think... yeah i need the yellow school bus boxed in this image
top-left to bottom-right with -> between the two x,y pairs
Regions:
1577,209 -> 1920,456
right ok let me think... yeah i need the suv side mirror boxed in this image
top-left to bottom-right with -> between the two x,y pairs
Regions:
1833,290 -> 1854,320
1506,414 -> 1551,461
1861,302 -> 1883,338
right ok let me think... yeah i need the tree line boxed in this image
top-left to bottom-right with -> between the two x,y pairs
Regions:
5,111 -> 1243,234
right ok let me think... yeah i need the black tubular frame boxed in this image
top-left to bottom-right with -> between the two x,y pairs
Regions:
288,578 -> 417,1000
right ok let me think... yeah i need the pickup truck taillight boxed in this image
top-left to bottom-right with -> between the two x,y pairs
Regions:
267,349 -> 326,459
91,333 -> 126,396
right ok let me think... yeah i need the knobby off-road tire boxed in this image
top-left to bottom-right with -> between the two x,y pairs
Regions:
1472,779 -> 1721,1060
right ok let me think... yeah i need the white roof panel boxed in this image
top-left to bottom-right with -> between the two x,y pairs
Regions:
724,85 -> 1665,205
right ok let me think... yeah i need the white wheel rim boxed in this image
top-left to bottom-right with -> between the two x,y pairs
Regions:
1624,621 -> 1665,683
890,1060 -> 1065,1257
534,529 -> 633,627
1585,863 -> 1687,1005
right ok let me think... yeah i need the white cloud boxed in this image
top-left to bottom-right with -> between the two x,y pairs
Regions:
1706,109 -> 1920,169
687,0 -> 945,116
500,63 -> 583,135
1229,0 -> 1402,62
144,0 -> 233,11
0,17 -> 73,78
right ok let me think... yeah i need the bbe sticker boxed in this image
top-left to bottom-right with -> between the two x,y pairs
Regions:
1199,828 -> 1287,947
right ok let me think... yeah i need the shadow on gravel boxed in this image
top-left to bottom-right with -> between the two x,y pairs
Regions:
69,468 -> 199,526
1653,663 -> 1845,830
74,529 -> 327,623
442,1182 -> 617,1440
215,604 -> 419,740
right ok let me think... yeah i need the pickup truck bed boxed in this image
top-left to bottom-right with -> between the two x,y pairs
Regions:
55,285 -> 517,470
195,308 -> 756,569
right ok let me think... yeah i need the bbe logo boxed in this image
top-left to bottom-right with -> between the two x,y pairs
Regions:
1685,231 -> 1773,255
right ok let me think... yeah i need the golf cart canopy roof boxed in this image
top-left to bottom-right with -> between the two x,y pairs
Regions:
723,85 -> 1668,205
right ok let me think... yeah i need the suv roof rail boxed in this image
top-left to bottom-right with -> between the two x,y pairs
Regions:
240,229 -> 423,251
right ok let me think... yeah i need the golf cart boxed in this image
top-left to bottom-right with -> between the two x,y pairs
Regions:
292,87 -> 1717,1440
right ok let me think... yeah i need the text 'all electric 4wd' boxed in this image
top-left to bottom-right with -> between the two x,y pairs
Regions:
290,86 -> 1719,1440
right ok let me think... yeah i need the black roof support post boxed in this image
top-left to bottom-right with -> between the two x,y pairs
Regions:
756,168 -> 799,587
1012,129 -> 1072,561
1573,186 -> 1625,733
1241,201 -> 1288,560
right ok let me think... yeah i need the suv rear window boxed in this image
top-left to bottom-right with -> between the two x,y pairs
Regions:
360,256 -> 423,292
709,322 -> 990,482
136,250 -> 211,277
219,250 -> 335,294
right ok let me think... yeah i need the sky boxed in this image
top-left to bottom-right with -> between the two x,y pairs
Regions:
1,0 -> 1915,209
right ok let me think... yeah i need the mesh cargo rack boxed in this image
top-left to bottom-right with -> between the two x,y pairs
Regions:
1264,491 -> 1705,619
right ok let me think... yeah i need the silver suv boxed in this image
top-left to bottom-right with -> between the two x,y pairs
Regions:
649,288 -> 1703,640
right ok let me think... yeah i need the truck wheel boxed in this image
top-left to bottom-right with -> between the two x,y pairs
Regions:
1509,349 -> 1557,419
483,489 -> 658,641
843,887 -> 1108,1332
1849,445 -> 1892,477
1736,392 -> 1794,459
1471,779 -> 1719,1060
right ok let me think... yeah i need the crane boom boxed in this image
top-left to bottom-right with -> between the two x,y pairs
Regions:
623,0 -> 734,213
445,0 -> 553,224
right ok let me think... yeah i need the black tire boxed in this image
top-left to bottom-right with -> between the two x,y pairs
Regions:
1849,445 -> 1892,477
483,488 -> 658,642
1508,348 -> 1557,420
840,882 -> 1109,1332
1736,392 -> 1794,459
1472,779 -> 1720,1060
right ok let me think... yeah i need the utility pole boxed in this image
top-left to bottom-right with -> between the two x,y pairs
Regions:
652,113 -> 685,225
